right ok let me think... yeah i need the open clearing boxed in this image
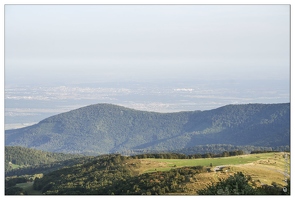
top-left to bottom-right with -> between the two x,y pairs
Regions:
138,152 -> 281,173
15,182 -> 42,195
137,152 -> 290,193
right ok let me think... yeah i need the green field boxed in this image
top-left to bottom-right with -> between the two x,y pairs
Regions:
140,153 -> 281,173
15,182 -> 42,195
137,152 -> 290,188
10,163 -> 22,169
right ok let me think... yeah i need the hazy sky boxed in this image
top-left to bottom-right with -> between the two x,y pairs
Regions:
5,5 -> 290,86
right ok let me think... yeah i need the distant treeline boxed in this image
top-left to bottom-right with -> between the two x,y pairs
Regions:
121,144 -> 290,156
130,150 -> 245,160
250,150 -> 289,154
130,149 -> 289,160
175,144 -> 290,155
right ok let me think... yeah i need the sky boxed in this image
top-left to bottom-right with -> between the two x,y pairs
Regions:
5,4 -> 290,86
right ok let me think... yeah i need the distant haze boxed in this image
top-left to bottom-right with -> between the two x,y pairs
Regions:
5,5 -> 290,85
4,5 -> 290,128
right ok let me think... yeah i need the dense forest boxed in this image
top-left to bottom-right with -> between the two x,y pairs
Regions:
5,103 -> 290,155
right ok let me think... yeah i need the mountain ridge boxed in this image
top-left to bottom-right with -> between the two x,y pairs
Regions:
5,103 -> 290,155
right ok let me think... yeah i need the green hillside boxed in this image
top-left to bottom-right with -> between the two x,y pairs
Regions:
5,103 -> 290,154
5,146 -> 83,173
27,153 -> 289,195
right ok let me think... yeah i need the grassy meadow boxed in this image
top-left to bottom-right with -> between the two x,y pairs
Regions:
136,152 -> 290,191
15,182 -> 42,195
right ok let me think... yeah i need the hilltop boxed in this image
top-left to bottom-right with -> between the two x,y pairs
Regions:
5,103 -> 290,155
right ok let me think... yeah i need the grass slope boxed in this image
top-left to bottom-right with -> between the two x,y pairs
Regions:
15,182 -> 42,195
137,152 -> 290,192
139,153 -> 275,173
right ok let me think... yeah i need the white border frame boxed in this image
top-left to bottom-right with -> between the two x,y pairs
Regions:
1,0 -> 293,198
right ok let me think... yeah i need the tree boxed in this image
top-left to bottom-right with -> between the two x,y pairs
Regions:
222,151 -> 229,157
203,153 -> 211,158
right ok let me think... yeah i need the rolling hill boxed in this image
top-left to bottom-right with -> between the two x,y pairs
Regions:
5,146 -> 85,174
5,103 -> 290,155
5,146 -> 82,167
28,153 -> 290,195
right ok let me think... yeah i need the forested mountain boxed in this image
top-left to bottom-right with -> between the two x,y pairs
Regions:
5,103 -> 290,155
